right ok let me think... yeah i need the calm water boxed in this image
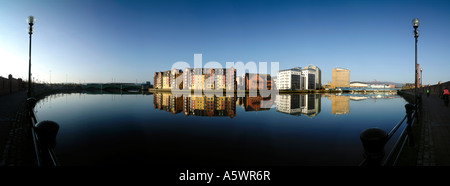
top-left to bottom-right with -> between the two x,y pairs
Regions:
35,91 -> 407,166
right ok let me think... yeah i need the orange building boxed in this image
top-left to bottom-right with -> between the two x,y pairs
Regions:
245,73 -> 272,91
332,68 -> 350,88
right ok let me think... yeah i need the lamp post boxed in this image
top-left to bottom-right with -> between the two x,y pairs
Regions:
412,18 -> 419,107
27,16 -> 35,98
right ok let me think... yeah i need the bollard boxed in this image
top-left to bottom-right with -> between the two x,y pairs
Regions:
35,120 -> 60,149
360,128 -> 388,166
27,97 -> 37,109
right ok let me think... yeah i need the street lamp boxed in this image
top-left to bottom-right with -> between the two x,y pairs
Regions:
27,15 -> 35,97
412,18 -> 419,107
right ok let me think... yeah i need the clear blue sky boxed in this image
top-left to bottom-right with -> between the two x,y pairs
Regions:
1,0 -> 449,85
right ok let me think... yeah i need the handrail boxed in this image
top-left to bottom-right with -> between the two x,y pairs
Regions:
386,115 -> 407,141
27,98 -> 60,166
360,96 -> 421,166
383,111 -> 417,166
28,106 -> 41,166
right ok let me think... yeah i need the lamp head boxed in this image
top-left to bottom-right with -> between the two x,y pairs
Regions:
412,18 -> 419,28
27,16 -> 35,25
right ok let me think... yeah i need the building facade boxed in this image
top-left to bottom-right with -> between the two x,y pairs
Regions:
245,73 -> 272,91
332,68 -> 350,88
277,67 -> 302,90
304,65 -> 321,90
301,69 -> 316,90
157,67 -> 236,91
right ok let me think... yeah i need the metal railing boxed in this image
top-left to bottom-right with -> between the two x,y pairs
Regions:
359,97 -> 421,166
27,98 -> 60,166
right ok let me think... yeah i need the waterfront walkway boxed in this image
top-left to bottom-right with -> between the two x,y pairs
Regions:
0,90 -> 34,166
417,93 -> 450,165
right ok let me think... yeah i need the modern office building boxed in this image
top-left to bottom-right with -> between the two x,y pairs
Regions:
332,67 -> 350,88
301,68 -> 316,90
277,67 -> 302,90
304,65 -> 321,89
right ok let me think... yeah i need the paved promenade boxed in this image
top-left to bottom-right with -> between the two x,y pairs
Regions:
418,93 -> 450,165
0,90 -> 35,166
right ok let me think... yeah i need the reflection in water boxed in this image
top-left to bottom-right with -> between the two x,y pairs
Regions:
330,94 -> 350,115
276,94 -> 321,117
35,91 -> 406,166
153,93 -> 279,118
324,92 -> 399,115
153,92 -> 399,117
153,93 -> 237,118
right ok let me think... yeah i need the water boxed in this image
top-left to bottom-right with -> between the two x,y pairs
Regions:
34,91 -> 407,166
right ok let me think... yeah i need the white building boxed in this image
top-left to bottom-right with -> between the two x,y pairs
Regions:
350,82 -> 369,88
277,67 -> 302,90
304,65 -> 321,89
301,69 -> 316,90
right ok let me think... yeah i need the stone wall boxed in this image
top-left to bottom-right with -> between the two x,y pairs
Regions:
403,81 -> 450,97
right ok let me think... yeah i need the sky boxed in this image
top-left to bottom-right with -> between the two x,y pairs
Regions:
1,0 -> 449,85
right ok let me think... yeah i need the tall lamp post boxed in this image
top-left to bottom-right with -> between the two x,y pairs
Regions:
412,18 -> 419,107
27,16 -> 35,98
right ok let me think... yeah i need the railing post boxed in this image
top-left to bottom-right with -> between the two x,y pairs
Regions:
360,128 -> 388,166
405,104 -> 415,146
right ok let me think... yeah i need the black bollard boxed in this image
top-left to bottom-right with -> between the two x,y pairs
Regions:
360,128 -> 388,166
27,97 -> 37,109
35,120 -> 60,149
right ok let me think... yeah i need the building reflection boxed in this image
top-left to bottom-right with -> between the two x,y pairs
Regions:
330,95 -> 350,115
276,94 -> 321,117
153,92 -> 399,118
153,93 -> 279,118
153,93 -> 237,118
325,93 -> 398,115
241,95 -> 274,112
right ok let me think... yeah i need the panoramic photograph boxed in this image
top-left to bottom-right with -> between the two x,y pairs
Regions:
1,0 -> 450,183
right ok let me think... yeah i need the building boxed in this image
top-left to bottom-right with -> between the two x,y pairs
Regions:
245,73 -> 272,91
225,67 -> 237,91
277,67 -> 302,90
236,76 -> 245,91
304,65 -> 321,89
154,72 -> 163,89
171,69 -> 183,90
301,68 -> 316,90
350,82 -> 369,88
332,68 -> 350,89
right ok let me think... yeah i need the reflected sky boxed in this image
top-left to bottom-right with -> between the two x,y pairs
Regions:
35,92 -> 407,166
